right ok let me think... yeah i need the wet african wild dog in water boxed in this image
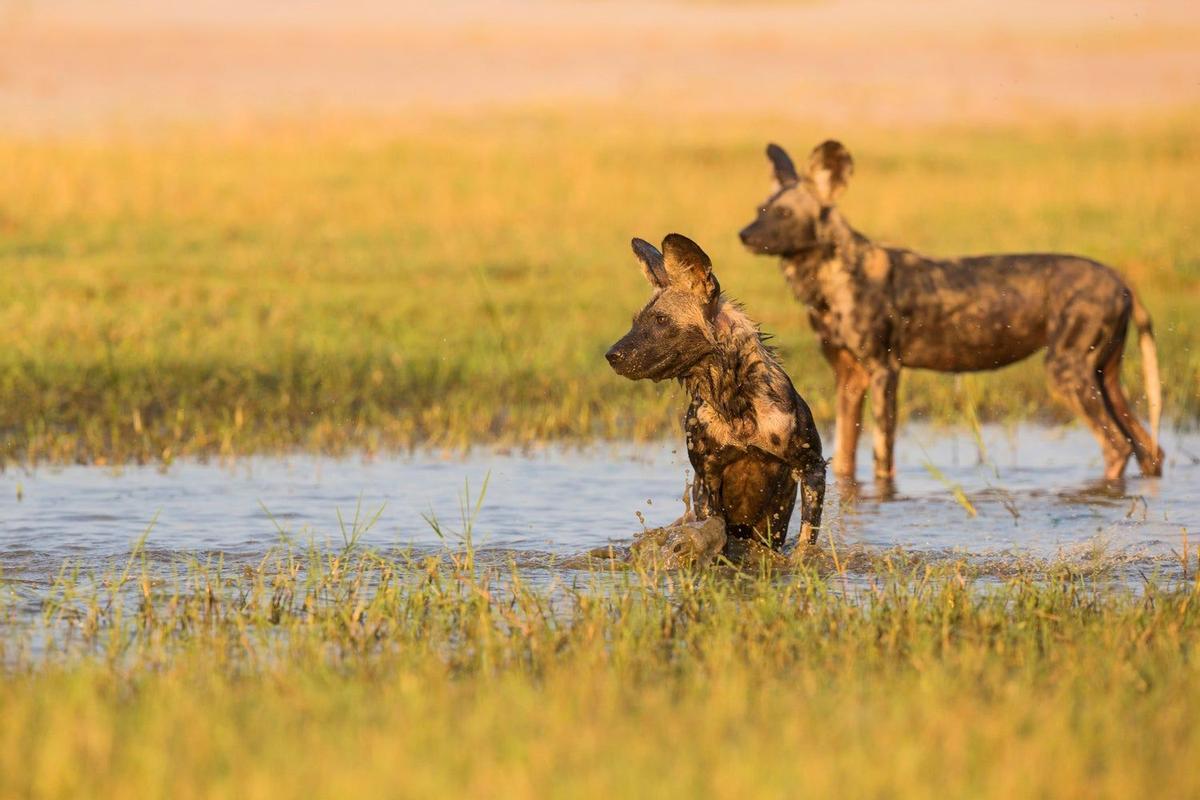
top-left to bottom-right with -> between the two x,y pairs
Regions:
605,233 -> 825,548
739,141 -> 1164,483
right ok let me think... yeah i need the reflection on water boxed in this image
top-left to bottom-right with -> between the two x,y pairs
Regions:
1,424 -> 1197,595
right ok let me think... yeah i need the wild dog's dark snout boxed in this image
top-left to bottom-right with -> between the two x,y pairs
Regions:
605,336 -> 639,378
739,221 -> 772,253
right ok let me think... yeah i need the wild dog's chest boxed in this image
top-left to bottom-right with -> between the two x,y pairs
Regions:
688,397 -> 795,461
812,254 -> 893,355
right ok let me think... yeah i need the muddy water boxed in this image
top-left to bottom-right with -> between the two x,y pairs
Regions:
1,424 -> 1198,596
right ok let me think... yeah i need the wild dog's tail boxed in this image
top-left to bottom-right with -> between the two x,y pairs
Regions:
1131,291 -> 1162,456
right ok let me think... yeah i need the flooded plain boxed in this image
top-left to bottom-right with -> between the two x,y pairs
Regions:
1,423 -> 1198,602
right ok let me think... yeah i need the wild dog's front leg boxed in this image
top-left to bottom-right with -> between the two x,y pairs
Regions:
683,399 -> 724,522
690,462 -> 722,520
795,448 -> 826,546
775,399 -> 826,547
828,346 -> 869,479
868,366 -> 899,480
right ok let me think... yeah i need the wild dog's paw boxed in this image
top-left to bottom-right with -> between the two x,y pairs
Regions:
630,516 -> 727,570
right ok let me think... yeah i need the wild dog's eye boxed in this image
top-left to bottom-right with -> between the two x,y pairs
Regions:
773,206 -> 793,219
654,313 -> 669,326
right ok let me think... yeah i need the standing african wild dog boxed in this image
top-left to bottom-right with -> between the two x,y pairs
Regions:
739,141 -> 1164,482
605,233 -> 825,548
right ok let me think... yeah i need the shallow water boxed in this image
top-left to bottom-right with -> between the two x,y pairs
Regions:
1,424 -> 1198,595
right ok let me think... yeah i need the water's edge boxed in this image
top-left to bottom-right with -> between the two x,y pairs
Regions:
1,424 -> 1197,594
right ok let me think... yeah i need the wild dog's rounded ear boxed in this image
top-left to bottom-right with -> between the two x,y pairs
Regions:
662,233 -> 719,304
806,140 -> 854,206
766,143 -> 799,188
631,237 -> 669,289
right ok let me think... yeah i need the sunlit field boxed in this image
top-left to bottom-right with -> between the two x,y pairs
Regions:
2,112 -> 1198,465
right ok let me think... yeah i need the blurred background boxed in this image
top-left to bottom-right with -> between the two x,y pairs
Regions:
3,0 -> 1198,130
0,0 -> 1197,463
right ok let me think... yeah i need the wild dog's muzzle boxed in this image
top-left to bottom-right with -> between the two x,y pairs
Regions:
605,334 -> 675,381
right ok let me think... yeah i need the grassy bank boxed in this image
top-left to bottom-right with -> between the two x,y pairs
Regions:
2,112 -> 1198,465
1,546 -> 1198,798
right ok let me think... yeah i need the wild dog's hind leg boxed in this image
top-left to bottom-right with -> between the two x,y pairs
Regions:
1046,350 -> 1133,481
825,345 -> 869,479
1099,330 -> 1164,477
868,366 -> 899,480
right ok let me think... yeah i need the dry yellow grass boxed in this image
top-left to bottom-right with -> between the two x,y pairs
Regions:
1,111 -> 1196,464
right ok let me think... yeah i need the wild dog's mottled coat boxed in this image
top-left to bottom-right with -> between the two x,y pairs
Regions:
606,234 -> 825,548
740,141 -> 1164,482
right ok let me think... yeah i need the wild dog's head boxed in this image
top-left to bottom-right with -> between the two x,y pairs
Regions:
739,141 -> 854,256
605,234 -> 720,382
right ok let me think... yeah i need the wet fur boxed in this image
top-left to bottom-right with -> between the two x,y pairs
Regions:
607,235 -> 825,548
741,141 -> 1165,483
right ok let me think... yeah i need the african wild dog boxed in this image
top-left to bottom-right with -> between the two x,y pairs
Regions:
605,233 -> 825,548
740,141 -> 1164,483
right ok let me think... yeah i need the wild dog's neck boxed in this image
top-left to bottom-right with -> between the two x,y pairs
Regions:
779,209 -> 874,305
684,302 -> 778,423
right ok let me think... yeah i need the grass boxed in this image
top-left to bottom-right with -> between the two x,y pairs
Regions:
1,110 -> 1198,465
1,537 -> 1198,798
